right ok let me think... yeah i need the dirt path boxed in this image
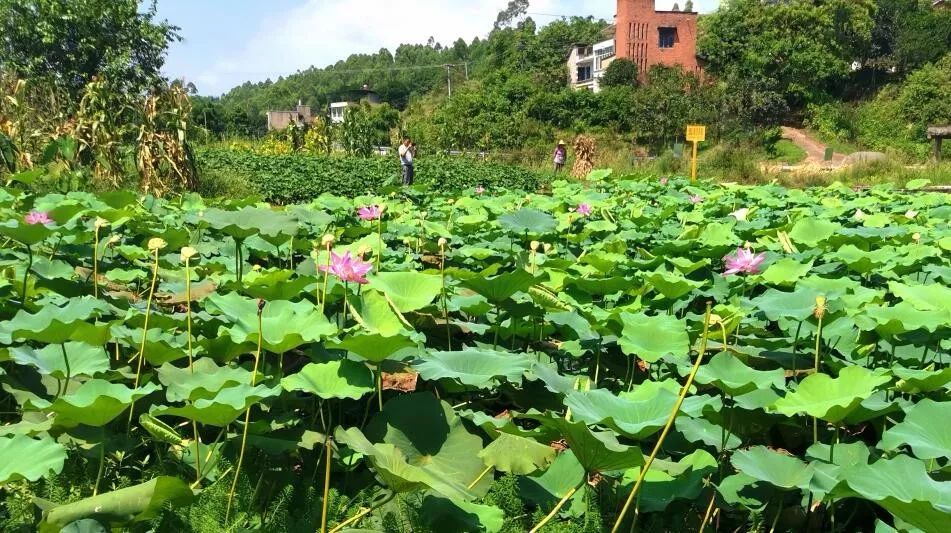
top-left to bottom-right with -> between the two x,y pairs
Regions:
781,126 -> 845,166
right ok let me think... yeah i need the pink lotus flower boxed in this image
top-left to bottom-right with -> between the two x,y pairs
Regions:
575,203 -> 593,217
723,248 -> 766,276
24,211 -> 52,225
319,251 -> 373,284
689,195 -> 704,204
660,177 -> 670,186
475,186 -> 486,195
358,205 -> 382,221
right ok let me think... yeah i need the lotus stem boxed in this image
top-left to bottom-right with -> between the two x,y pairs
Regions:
376,366 -> 384,411
92,437 -> 106,496
93,225 -> 100,298
440,242 -> 451,350
320,242 -> 331,311
529,483 -> 581,533
468,465 -> 493,490
376,217 -> 383,270
320,436 -> 333,533
185,256 -> 201,483
611,302 -> 713,533
813,299 -> 825,444
225,303 -> 265,524
697,485 -> 717,533
328,492 -> 397,533
128,247 -> 160,427
20,244 -> 32,309
60,343 -> 71,391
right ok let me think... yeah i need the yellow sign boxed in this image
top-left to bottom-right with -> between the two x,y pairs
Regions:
686,125 -> 706,142
686,125 -> 706,182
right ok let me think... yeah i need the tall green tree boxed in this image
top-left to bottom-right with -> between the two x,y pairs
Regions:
0,0 -> 180,98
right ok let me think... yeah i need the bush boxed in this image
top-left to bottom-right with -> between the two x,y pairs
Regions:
703,143 -> 764,183
196,149 -> 549,203
805,102 -> 854,141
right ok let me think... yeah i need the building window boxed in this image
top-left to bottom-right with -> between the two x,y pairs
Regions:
577,65 -> 593,82
659,27 -> 677,49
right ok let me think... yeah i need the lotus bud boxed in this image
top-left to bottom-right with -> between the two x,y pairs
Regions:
252,264 -> 262,272
530,241 -> 540,251
107,235 -> 121,246
180,246 -> 198,262
321,234 -> 335,247
912,232 -> 921,243
94,217 -> 109,229
420,211 -> 429,219
357,244 -> 373,257
438,237 -> 448,248
378,204 -> 387,214
447,199 -> 455,205
853,209 -> 866,221
905,210 -> 919,219
708,313 -> 723,326
402,238 -> 412,246
257,299 -> 266,314
543,243 -> 553,253
148,238 -> 167,251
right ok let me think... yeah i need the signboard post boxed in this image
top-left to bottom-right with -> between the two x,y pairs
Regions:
685,125 -> 706,182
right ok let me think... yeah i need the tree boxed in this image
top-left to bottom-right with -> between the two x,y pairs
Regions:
684,1 -> 694,12
494,0 -> 530,31
0,0 -> 181,98
601,59 -> 639,88
672,3 -> 681,12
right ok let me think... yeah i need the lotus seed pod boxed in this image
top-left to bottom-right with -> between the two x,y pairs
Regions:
913,232 -> 921,242
94,217 -> 109,229
438,237 -> 448,247
107,235 -> 121,246
378,204 -> 387,213
543,243 -> 553,253
708,313 -> 723,325
321,234 -> 335,246
180,246 -> 198,261
530,241 -> 540,251
252,264 -> 262,272
357,244 -> 373,257
148,238 -> 167,251
814,296 -> 827,319
905,210 -> 919,219
420,211 -> 429,219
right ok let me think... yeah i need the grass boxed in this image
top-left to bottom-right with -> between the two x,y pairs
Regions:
770,139 -> 808,165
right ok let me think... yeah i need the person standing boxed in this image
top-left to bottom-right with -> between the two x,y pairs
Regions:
399,137 -> 415,185
553,140 -> 567,173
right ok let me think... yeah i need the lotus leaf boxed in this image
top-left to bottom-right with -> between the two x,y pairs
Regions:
328,332 -> 418,363
414,348 -> 534,388
150,383 -> 281,426
418,496 -> 505,533
618,312 -> 690,363
205,293 -> 336,353
694,352 -> 786,396
157,358 -> 253,402
10,342 -> 109,379
564,388 -> 677,439
731,446 -> 814,490
498,208 -> 557,234
27,380 -> 161,427
773,366 -> 891,423
880,400 -> 951,460
462,269 -> 537,304
281,360 -> 374,400
477,432 -> 555,475
521,414 -> 644,473
0,434 -> 66,484
367,271 -> 442,312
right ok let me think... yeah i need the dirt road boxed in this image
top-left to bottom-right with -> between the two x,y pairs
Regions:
781,126 -> 845,166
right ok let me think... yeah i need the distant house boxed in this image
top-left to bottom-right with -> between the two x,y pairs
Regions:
266,101 -> 312,131
616,0 -> 701,79
568,38 -> 617,92
329,85 -> 383,124
934,0 -> 949,9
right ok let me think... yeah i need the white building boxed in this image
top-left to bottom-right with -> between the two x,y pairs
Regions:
568,38 -> 616,93
329,102 -> 349,124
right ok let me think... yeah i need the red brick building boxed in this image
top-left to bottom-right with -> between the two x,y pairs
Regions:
615,0 -> 701,78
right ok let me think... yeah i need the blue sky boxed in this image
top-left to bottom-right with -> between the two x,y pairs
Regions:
157,0 -> 721,95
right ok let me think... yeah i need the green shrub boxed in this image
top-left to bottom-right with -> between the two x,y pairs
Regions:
805,102 -> 854,141
196,149 -> 549,203
703,143 -> 764,183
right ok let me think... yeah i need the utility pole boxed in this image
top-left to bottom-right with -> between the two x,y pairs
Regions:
445,64 -> 453,98
464,62 -> 469,81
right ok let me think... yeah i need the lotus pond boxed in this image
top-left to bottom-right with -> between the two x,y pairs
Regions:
0,175 -> 949,533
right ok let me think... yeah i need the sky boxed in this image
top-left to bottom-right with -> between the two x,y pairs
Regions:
156,0 -> 721,96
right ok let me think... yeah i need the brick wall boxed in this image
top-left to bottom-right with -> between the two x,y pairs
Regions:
616,0 -> 700,80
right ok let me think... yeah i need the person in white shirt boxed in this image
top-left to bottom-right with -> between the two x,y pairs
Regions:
398,137 -> 415,185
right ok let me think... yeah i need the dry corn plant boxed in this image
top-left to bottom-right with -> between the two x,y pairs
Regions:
572,134 -> 596,179
136,82 -> 198,196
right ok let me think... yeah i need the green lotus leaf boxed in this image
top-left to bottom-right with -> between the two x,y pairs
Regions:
0,219 -> 53,245
517,450 -> 586,508
328,332 -> 418,363
880,400 -> 951,460
281,360 -> 374,400
478,432 -> 555,475
205,293 -> 336,353
751,287 -> 822,321
200,207 -> 298,240
643,270 -> 703,299
623,449 -> 717,513
716,473 -> 771,512
367,271 -> 443,312
520,414 -> 644,473
27,380 -> 160,427
865,302 -> 947,335
111,326 -> 190,366
414,348 -> 534,388
841,455 -> 951,533
349,289 -> 406,337
0,297 -> 110,345
157,358 -> 253,402
0,434 -> 67,484
419,496 -> 504,533
759,258 -> 813,285
565,388 -> 677,440
10,342 -> 109,379
788,218 -> 839,247
338,393 -> 485,500
731,446 -> 814,490
39,477 -> 194,532
675,416 -> 742,452
830,245 -> 891,274
772,366 -> 892,423
694,352 -> 786,396
697,221 -> 740,247
461,269 -> 537,304
498,208 -> 557,235
150,383 -> 281,426
888,282 -> 951,314
894,366 -> 951,394
618,312 -> 690,363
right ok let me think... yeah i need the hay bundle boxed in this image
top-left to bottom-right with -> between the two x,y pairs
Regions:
572,135 -> 596,178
